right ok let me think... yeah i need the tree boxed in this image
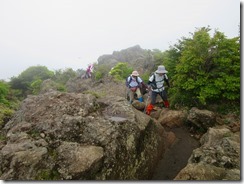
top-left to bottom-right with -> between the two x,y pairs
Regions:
93,63 -> 111,80
109,62 -> 133,81
0,81 -> 10,105
10,65 -> 54,97
168,27 -> 240,108
52,68 -> 77,85
30,79 -> 43,95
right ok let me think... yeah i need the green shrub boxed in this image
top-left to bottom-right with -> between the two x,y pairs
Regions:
109,62 -> 133,81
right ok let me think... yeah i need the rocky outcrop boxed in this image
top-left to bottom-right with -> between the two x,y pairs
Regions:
0,90 -> 167,180
39,79 -> 58,94
0,74 -> 240,181
158,109 -> 188,128
97,45 -> 155,72
174,126 -> 240,180
146,106 -> 240,181
187,107 -> 217,131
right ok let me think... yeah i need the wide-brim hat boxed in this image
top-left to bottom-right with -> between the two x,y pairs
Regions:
156,65 -> 168,73
131,71 -> 139,76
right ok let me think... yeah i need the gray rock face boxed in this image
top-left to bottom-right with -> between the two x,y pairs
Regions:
0,90 -> 166,180
174,126 -> 240,180
187,107 -> 217,131
97,45 -> 155,72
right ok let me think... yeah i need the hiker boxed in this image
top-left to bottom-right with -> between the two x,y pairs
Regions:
126,71 -> 147,103
84,64 -> 93,79
146,65 -> 170,115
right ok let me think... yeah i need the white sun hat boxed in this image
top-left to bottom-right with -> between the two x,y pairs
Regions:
156,65 -> 168,73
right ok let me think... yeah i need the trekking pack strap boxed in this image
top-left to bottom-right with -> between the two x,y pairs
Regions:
128,76 -> 140,87
150,74 -> 166,90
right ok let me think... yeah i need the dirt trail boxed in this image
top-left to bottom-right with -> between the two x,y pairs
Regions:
152,126 -> 200,180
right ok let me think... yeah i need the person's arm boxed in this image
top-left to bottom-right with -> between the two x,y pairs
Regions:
164,74 -> 170,87
147,75 -> 154,85
126,76 -> 130,87
137,77 -> 147,88
141,81 -> 148,89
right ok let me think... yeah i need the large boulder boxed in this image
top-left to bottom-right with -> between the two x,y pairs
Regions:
0,90 -> 167,180
158,109 -> 187,128
187,107 -> 217,131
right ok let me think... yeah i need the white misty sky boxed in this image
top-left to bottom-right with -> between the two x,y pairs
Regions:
0,0 -> 240,80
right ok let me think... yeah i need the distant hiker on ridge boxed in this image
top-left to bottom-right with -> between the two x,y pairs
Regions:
126,70 -> 148,104
146,65 -> 170,115
83,63 -> 93,79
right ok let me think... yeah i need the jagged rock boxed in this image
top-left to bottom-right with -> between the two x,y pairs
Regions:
164,131 -> 176,148
187,107 -> 217,131
150,109 -> 162,120
216,113 -> 240,132
39,79 -> 58,94
174,126 -> 240,180
56,142 -> 104,179
158,109 -> 187,128
97,45 -> 155,74
0,90 -> 167,180
66,77 -> 92,93
132,101 -> 145,110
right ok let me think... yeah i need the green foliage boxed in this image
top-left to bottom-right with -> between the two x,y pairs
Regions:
0,104 -> 14,128
35,169 -> 60,180
0,81 -> 10,105
163,45 -> 182,78
49,68 -> 77,92
10,65 -> 54,97
30,79 -> 43,95
9,66 -> 75,96
52,68 -> 76,85
56,84 -> 66,92
93,63 -> 111,80
167,27 -> 240,110
109,62 -> 133,81
16,65 -> 54,84
152,49 -> 164,67
140,71 -> 151,83
0,81 -> 19,110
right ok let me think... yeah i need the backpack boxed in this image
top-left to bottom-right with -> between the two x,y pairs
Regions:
126,76 -> 140,88
150,73 -> 166,90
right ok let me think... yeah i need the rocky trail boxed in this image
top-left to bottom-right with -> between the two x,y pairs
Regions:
152,126 -> 200,180
0,78 -> 240,180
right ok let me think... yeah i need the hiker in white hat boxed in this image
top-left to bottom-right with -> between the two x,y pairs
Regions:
126,70 -> 148,104
145,65 -> 170,115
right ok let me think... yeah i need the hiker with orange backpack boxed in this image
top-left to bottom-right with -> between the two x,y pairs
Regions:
146,65 -> 170,115
126,71 -> 148,104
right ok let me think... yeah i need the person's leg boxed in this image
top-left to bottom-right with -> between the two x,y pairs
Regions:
146,91 -> 157,114
136,88 -> 143,102
129,90 -> 135,104
160,90 -> 169,108
150,91 -> 157,105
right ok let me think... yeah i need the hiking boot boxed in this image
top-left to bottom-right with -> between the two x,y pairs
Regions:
164,100 -> 170,108
146,104 -> 154,115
